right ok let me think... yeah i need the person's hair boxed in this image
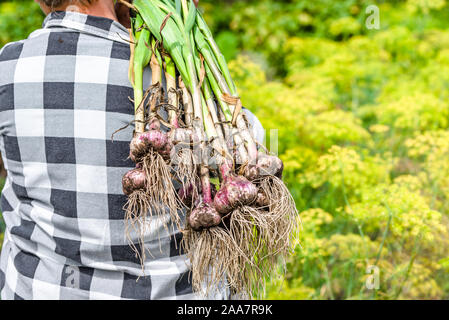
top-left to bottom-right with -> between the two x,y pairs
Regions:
41,0 -> 96,8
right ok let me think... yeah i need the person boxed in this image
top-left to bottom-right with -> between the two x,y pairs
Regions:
0,0 -> 264,300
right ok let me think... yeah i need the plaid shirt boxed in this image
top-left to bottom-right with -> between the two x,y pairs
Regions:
0,11 -> 264,300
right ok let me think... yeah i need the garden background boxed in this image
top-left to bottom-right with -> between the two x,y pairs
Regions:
1,0 -> 449,299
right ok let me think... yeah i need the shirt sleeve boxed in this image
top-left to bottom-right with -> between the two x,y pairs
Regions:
0,41 -> 25,135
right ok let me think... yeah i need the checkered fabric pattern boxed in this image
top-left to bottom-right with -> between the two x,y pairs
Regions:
0,12 -> 264,300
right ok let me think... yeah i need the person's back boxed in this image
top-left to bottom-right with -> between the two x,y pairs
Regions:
0,9 -> 198,300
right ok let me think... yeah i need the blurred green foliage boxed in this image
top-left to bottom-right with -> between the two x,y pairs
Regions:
2,0 -> 449,299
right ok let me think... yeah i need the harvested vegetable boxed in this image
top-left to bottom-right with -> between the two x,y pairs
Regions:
119,0 -> 299,298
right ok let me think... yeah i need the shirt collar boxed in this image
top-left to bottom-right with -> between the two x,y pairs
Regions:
43,11 -> 130,45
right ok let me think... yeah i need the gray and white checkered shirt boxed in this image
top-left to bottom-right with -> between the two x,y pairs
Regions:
0,11 -> 264,300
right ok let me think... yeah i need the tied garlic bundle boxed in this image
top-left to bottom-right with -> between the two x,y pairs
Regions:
120,0 -> 299,298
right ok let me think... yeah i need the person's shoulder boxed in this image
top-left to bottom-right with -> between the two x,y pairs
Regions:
0,40 -> 26,63
0,41 -> 25,114
0,25 -> 51,62
0,40 -> 26,95
0,27 -> 50,86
